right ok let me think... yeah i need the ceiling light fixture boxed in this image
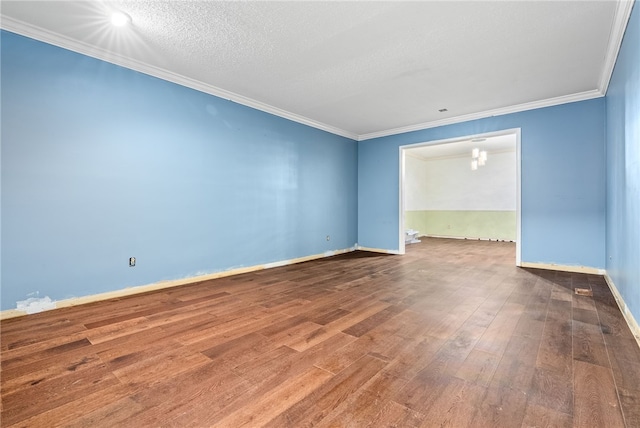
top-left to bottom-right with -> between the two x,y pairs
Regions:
471,148 -> 488,170
111,11 -> 132,27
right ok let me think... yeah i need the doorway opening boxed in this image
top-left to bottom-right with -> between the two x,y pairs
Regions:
399,128 -> 521,265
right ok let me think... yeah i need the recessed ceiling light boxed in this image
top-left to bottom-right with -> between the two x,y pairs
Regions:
438,108 -> 448,112
111,11 -> 132,27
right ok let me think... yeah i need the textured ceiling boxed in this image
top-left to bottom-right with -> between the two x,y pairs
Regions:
0,1 -> 633,140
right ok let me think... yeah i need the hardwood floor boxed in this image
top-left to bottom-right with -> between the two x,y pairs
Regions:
2,238 -> 639,427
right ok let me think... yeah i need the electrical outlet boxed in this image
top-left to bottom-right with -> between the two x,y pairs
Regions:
129,257 -> 136,267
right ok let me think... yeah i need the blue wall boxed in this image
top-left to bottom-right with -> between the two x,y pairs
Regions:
606,3 -> 639,322
0,32 -> 358,311
358,99 -> 606,268
2,22 -> 630,314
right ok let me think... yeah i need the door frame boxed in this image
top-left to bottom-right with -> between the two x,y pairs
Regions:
398,128 -> 522,266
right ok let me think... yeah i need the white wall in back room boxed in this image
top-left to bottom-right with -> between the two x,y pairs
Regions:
405,150 -> 516,211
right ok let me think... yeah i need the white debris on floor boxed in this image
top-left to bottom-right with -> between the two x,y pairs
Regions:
405,229 -> 421,244
16,296 -> 56,314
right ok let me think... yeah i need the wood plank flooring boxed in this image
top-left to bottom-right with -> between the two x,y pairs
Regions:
2,238 -> 640,427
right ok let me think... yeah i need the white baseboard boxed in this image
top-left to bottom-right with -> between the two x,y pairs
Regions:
422,234 -> 515,243
355,245 -> 402,255
520,262 -> 605,275
521,263 -> 639,349
0,246 -> 357,321
7,249 -> 635,352
604,273 -> 640,349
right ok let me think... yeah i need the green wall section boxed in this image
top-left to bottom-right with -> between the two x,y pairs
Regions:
405,210 -> 516,241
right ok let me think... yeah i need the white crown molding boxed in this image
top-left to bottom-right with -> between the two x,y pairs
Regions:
359,0 -> 634,142
358,89 -> 604,141
599,0 -> 635,95
0,16 -> 360,141
2,0 -> 633,144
